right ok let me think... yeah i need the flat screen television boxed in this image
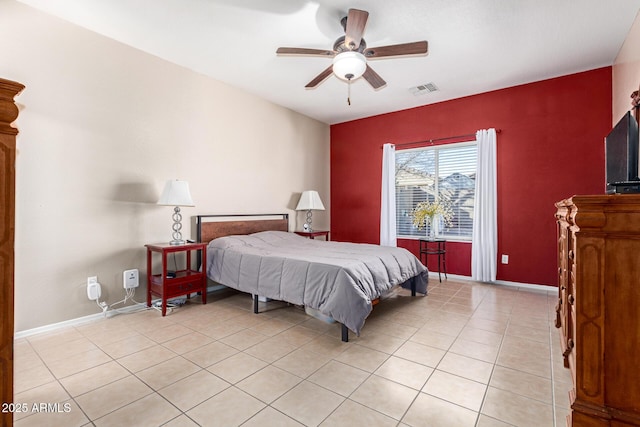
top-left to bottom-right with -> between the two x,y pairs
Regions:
605,111 -> 640,194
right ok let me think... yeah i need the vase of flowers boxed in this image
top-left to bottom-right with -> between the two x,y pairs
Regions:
411,198 -> 454,239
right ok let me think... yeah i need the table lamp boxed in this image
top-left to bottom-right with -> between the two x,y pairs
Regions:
157,179 -> 194,245
295,190 -> 325,232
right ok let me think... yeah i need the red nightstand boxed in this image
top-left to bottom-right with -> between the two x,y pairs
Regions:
145,242 -> 207,316
294,230 -> 330,240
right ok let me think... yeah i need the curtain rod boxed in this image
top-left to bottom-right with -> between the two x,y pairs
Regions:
385,128 -> 502,149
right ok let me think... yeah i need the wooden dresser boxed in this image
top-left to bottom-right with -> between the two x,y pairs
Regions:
555,194 -> 640,426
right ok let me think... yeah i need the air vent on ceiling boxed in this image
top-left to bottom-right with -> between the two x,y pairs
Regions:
409,82 -> 439,96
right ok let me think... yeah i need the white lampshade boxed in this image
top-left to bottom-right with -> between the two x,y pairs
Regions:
157,179 -> 194,207
296,190 -> 325,211
332,51 -> 367,81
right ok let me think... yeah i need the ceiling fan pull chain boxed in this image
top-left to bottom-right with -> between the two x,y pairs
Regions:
347,78 -> 352,105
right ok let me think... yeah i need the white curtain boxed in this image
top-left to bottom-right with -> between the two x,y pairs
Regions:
380,143 -> 397,247
471,129 -> 497,282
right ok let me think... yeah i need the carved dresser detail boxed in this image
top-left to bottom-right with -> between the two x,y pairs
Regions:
555,194 -> 640,426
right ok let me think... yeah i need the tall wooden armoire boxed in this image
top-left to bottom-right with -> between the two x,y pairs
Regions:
556,194 -> 640,426
0,78 -> 25,427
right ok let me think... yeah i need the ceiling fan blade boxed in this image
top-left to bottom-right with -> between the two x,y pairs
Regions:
362,65 -> 386,89
305,65 -> 334,88
345,9 -> 369,50
364,41 -> 428,59
277,47 -> 335,57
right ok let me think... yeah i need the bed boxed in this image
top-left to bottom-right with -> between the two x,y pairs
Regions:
196,214 -> 428,341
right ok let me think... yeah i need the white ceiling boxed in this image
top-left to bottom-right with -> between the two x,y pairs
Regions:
17,0 -> 640,124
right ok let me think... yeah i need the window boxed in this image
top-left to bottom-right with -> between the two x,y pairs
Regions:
396,141 -> 477,240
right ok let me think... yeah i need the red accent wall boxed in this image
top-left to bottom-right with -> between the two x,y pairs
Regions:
330,67 -> 612,286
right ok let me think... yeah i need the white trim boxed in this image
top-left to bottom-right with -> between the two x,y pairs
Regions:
15,284 -> 228,338
493,279 -> 557,293
16,279 -> 554,339
428,272 -> 556,293
15,302 -> 149,339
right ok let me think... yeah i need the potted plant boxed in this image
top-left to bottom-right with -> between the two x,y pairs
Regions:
411,198 -> 454,239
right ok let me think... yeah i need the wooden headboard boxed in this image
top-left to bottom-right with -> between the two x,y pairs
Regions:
196,214 -> 289,244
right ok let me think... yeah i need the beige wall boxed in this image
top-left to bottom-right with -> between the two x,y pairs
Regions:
613,9 -> 640,123
0,0 -> 330,331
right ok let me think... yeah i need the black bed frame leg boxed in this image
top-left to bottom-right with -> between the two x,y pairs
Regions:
253,295 -> 258,314
341,324 -> 349,342
411,282 -> 416,297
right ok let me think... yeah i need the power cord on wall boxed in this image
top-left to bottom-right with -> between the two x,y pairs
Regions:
94,298 -> 108,316
94,287 -> 149,317
150,300 -> 175,314
93,257 -> 188,317
101,288 -> 185,317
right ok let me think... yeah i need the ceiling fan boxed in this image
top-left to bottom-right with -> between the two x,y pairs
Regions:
276,8 -> 428,90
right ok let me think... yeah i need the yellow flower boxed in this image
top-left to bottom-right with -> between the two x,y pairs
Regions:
411,199 -> 454,230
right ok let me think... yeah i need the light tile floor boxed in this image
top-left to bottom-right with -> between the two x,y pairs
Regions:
13,278 -> 572,426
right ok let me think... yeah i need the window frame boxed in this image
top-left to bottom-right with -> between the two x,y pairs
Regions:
395,140 -> 477,242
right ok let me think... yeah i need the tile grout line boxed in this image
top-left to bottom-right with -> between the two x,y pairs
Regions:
15,282 -> 563,426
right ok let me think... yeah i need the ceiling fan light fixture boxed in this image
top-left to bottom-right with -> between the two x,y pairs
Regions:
332,52 -> 366,81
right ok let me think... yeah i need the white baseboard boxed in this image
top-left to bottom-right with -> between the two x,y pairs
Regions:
428,271 -> 557,293
16,279 -> 555,339
15,302 -> 148,339
15,284 -> 230,339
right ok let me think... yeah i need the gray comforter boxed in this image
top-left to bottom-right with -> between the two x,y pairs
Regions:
206,231 -> 428,334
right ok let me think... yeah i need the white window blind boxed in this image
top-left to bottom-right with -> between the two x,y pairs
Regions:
396,141 -> 477,240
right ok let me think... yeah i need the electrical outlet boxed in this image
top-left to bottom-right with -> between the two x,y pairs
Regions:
87,276 -> 101,300
123,269 -> 139,289
501,254 -> 509,264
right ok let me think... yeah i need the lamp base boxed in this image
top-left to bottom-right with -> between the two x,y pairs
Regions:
168,206 -> 185,246
305,210 -> 314,232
